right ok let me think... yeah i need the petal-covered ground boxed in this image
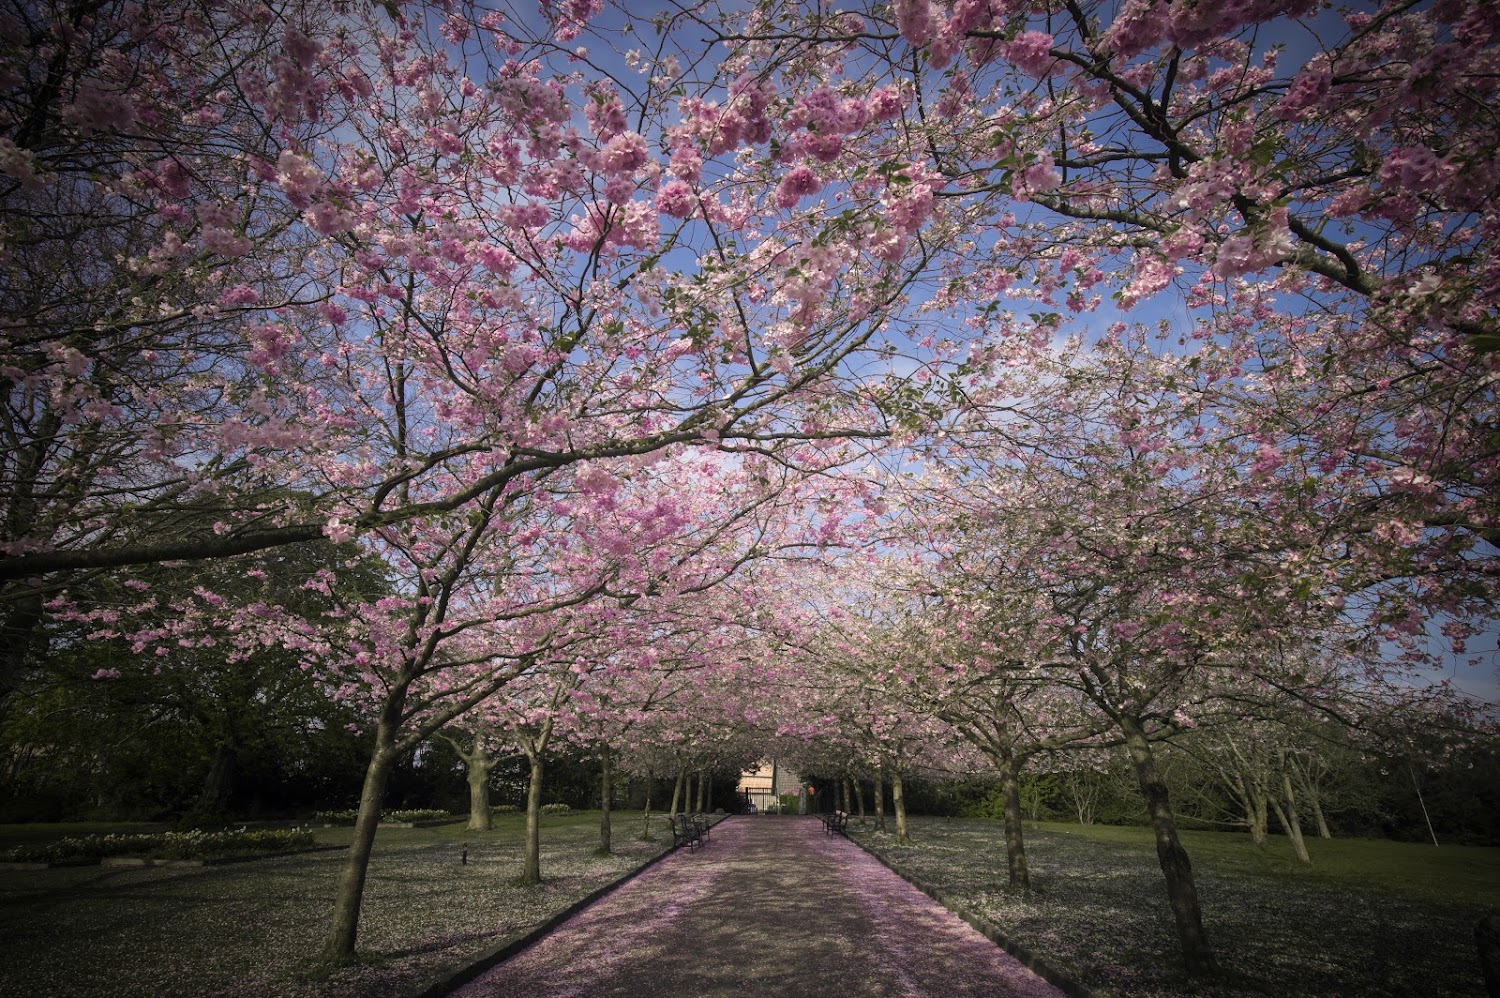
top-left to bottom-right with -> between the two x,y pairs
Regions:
0,820 -> 670,998
453,816 -> 1064,998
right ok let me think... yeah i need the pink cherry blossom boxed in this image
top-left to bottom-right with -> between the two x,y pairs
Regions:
776,164 -> 822,208
600,131 -> 650,175
1001,31 -> 1058,77
656,179 -> 696,218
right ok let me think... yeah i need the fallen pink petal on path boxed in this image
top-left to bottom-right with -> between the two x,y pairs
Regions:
453,816 -> 1064,998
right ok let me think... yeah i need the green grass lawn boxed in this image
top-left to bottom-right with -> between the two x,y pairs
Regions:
851,816 -> 1500,998
1039,819 -> 1500,908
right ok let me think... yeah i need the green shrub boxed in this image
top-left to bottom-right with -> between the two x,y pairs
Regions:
315,809 -> 360,825
491,804 -> 518,814
2,827 -> 316,864
959,777 -> 1071,822
540,803 -> 571,815
961,790 -> 1008,821
314,808 -> 451,825
382,809 -> 450,823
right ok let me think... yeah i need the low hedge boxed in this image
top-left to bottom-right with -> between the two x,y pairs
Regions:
3,827 -> 316,864
314,808 -> 452,825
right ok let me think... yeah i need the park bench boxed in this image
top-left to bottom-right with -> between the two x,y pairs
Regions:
821,810 -> 848,836
668,813 -> 703,852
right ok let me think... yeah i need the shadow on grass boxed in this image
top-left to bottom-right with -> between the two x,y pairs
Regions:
384,930 -> 501,961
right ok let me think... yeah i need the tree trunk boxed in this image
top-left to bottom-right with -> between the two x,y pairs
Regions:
874,769 -> 887,833
670,766 -> 684,816
1226,769 -> 1270,846
1304,781 -> 1332,839
695,768 -> 708,812
641,780 -> 654,841
1311,798 -> 1331,839
1220,738 -> 1271,847
522,753 -> 545,884
1288,756 -> 1332,840
466,758 -> 492,832
854,779 -> 866,823
891,769 -> 910,844
1411,766 -> 1440,846
1120,714 -> 1217,976
597,752 -> 612,855
1273,769 -> 1311,864
996,749 -> 1030,889
197,742 -> 238,817
1249,787 -> 1269,846
320,721 -> 399,966
436,726 -> 494,832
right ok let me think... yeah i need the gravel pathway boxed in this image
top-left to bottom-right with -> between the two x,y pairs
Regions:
452,816 -> 1064,997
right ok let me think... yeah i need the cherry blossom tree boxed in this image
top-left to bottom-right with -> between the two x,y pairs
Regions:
492,663 -> 580,885
901,316 -> 1479,972
626,0 -> 1500,713
0,0 -> 333,714
700,0 -> 1498,345
1,0 -> 937,721
2,536 -> 375,819
901,598 -> 1114,888
695,0 -> 1498,666
311,430 -> 857,959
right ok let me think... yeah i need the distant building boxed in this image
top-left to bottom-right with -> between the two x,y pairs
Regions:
737,759 -> 801,812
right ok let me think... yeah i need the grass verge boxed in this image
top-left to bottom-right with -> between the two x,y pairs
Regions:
0,810 -> 668,998
849,817 -> 1499,998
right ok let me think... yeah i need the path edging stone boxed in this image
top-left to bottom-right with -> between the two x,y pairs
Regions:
410,819 -> 725,998
846,831 -> 1094,998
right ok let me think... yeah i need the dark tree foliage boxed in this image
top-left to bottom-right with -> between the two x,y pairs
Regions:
0,539 -> 385,822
